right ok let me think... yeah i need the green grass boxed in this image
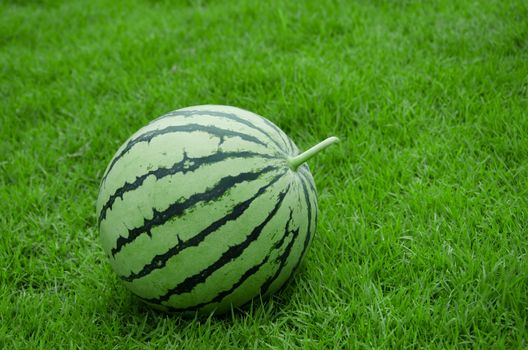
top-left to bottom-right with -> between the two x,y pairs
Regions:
1,0 -> 527,348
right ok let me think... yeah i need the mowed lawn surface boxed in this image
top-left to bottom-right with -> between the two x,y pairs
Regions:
1,0 -> 527,348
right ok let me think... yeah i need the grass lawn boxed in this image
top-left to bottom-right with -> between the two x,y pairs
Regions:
1,0 -> 527,348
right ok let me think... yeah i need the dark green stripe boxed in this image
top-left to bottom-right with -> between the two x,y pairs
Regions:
159,254 -> 272,313
289,173 -> 316,274
270,209 -> 294,252
99,150 -> 278,225
153,109 -> 289,154
286,136 -> 296,155
258,115 -> 294,154
298,165 -> 317,194
298,169 -> 318,225
102,123 -> 267,184
120,171 -> 287,282
144,184 -> 291,304
260,210 -> 300,295
111,165 -> 279,257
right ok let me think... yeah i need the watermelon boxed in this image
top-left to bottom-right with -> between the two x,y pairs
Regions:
96,105 -> 338,315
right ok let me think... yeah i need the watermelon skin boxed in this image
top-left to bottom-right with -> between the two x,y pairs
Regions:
96,105 -> 317,315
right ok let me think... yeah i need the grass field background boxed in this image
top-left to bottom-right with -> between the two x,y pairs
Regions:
1,0 -> 527,348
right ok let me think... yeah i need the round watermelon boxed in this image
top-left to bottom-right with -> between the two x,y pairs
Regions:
96,105 -> 338,315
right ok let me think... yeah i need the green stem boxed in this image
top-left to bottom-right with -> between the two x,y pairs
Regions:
288,136 -> 340,171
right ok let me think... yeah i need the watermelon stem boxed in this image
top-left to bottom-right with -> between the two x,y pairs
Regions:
288,136 -> 340,171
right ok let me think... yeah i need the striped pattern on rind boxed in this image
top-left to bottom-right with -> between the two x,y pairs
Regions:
120,171 -> 287,282
97,105 -> 317,314
101,123 -> 268,184
152,109 -> 291,154
98,150 -> 279,225
111,165 -> 280,257
144,184 -> 290,305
